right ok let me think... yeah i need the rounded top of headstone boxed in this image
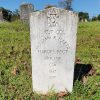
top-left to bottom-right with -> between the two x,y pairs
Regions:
45,5 -> 56,9
20,3 -> 33,7
31,7 -> 78,17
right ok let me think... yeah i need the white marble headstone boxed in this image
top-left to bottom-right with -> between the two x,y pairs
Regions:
30,7 -> 78,94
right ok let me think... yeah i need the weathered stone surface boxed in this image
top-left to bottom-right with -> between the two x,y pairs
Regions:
20,3 -> 34,23
0,10 -> 4,22
30,7 -> 78,94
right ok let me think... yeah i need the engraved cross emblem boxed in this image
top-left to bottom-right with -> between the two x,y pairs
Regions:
47,8 -> 59,27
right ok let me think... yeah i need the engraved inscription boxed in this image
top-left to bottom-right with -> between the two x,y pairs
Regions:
37,50 -> 69,55
49,63 -> 57,78
34,9 -> 71,78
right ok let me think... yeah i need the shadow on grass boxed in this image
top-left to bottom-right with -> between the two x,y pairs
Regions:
74,63 -> 94,82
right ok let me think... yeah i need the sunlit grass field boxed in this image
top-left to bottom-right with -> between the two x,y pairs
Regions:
0,21 -> 100,100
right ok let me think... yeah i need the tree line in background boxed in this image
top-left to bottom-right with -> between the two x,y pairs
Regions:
79,12 -> 100,22
59,0 -> 100,22
0,7 -> 20,22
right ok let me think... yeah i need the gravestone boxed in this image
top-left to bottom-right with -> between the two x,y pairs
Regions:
0,10 -> 4,22
30,7 -> 78,94
20,3 -> 34,23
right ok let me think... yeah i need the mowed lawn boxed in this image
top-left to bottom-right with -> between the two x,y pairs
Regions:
0,21 -> 100,100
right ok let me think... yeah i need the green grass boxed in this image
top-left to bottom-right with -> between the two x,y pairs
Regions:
0,21 -> 100,100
